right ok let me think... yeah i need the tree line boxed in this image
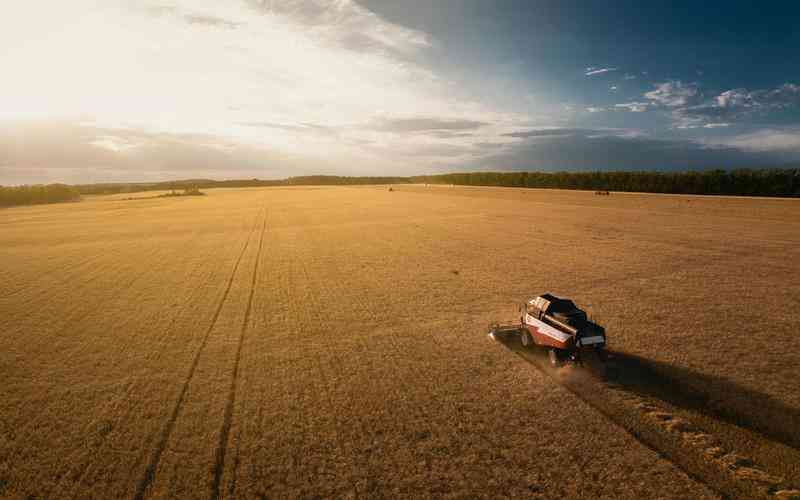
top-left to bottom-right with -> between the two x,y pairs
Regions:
3,168 -> 798,207
0,184 -> 81,207
411,169 -> 800,197
66,169 -> 800,197
74,176 -> 409,195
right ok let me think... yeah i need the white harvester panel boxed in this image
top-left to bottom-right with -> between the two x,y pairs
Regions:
525,314 -> 571,343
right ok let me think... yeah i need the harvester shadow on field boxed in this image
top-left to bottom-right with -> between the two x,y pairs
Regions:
494,336 -> 800,451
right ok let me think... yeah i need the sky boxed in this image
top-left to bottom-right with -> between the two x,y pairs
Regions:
1,0 -> 800,184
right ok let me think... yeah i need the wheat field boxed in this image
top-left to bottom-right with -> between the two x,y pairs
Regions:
2,185 -> 799,499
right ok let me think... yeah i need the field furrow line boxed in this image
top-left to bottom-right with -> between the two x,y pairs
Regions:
211,206 -> 268,500
133,214 -> 259,500
0,248 -> 144,339
352,227 -> 512,458
56,221 -> 239,499
0,251 -> 101,300
0,212 -> 198,333
4,233 -> 179,441
294,257 -> 355,464
263,228 -> 365,494
297,222 -> 393,494
299,220 -> 454,494
1,210 -> 194,305
30,228 -> 204,356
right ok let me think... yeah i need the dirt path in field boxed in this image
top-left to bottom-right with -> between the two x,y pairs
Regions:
493,334 -> 800,500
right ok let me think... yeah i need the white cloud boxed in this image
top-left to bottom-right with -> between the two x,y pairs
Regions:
703,123 -> 730,129
668,82 -> 800,127
644,81 -> 700,107
709,129 -> 800,152
243,0 -> 431,55
759,83 -> 800,108
585,67 -> 619,76
614,102 -> 649,112
586,107 -> 606,113
716,89 -> 752,109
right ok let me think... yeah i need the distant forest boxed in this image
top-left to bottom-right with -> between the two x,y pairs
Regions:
0,184 -> 81,207
2,169 -> 798,207
78,169 -> 800,197
74,176 -> 410,195
412,169 -> 800,197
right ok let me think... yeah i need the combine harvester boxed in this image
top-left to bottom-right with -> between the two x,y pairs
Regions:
489,293 -> 607,367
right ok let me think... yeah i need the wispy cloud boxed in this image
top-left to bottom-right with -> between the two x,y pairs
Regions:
502,128 -> 586,138
0,120 -> 316,184
367,117 -> 489,133
647,82 -> 800,127
464,128 -> 800,171
244,0 -> 430,56
237,121 -> 337,136
184,14 -> 241,29
707,128 -> 800,152
614,102 -> 649,112
502,128 -> 643,140
585,67 -> 619,76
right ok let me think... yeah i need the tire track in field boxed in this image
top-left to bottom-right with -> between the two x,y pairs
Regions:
6,215 -> 220,499
133,215 -> 260,500
496,336 -> 800,500
211,207 -> 267,500
57,221 -> 238,500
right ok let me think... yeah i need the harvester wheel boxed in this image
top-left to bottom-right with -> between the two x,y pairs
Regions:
520,331 -> 532,347
548,349 -> 560,367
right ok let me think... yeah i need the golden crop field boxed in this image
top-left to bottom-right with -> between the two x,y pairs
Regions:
2,185 -> 799,499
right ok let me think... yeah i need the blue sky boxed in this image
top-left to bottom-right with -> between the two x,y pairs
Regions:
1,0 -> 799,183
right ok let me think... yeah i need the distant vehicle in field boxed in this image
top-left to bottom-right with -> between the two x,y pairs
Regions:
489,293 -> 606,366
